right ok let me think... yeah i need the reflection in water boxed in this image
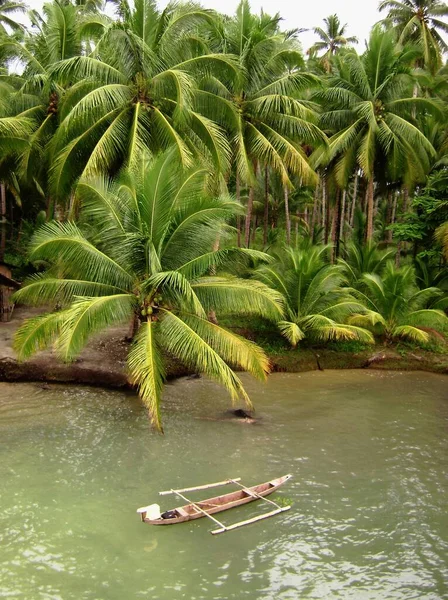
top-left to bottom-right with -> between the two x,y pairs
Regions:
1,371 -> 447,599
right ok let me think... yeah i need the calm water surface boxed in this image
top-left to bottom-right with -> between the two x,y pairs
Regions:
1,370 -> 447,600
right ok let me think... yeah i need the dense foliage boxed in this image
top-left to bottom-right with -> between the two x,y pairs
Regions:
1,0 -> 447,427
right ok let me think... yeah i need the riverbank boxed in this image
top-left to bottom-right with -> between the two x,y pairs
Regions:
0,307 -> 447,389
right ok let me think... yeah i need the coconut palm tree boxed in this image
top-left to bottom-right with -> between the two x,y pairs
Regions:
0,87 -> 35,258
0,0 -> 98,216
253,244 -> 374,346
13,152 -> 284,431
198,0 -> 326,247
312,26 -> 439,241
338,241 -> 396,287
349,261 -> 447,344
379,0 -> 448,72
47,0 -> 237,200
308,14 -> 358,72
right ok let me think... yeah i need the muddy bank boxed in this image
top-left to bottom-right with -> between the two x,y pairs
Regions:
0,307 -> 191,388
0,307 -> 446,390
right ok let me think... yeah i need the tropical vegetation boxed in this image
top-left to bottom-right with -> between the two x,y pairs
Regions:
0,0 -> 447,428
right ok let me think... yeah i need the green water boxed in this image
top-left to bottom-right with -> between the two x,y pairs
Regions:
1,370 -> 447,600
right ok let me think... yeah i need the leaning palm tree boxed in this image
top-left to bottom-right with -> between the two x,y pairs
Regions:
379,0 -> 448,73
13,152 -> 284,431
312,26 -> 439,241
349,261 -> 447,344
308,14 -> 358,72
253,244 -> 374,346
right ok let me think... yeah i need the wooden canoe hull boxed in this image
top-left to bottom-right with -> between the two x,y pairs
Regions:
143,474 -> 292,526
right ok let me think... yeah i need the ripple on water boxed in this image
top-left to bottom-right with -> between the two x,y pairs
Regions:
1,372 -> 448,600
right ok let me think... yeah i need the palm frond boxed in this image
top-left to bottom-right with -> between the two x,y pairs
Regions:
57,294 -> 137,361
13,310 -> 70,360
192,276 -> 284,321
158,308 -> 253,408
181,313 -> 270,381
127,320 -> 165,431
278,320 -> 305,347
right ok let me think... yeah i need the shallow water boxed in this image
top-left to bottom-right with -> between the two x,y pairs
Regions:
1,370 -> 447,600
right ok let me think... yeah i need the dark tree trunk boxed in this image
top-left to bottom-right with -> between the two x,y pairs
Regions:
310,181 -> 320,243
324,185 -> 331,244
350,171 -> 358,227
331,190 -> 342,262
244,186 -> 254,248
388,191 -> 398,244
0,183 -> 6,261
339,190 -> 346,247
263,166 -> 269,246
322,176 -> 327,241
236,173 -> 241,247
284,185 -> 291,245
366,177 -> 375,242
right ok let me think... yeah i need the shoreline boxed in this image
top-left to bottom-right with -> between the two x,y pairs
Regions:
0,307 -> 446,390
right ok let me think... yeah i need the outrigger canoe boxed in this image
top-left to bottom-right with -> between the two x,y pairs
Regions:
137,474 -> 292,535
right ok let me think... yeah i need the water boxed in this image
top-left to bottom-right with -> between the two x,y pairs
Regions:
1,370 -> 447,600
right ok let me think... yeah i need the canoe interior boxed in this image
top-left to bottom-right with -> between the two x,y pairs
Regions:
144,474 -> 291,525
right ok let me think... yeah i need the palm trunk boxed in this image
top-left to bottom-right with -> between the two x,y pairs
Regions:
208,236 -> 220,324
339,189 -> 346,245
331,190 -> 342,262
244,185 -> 254,248
321,177 -> 327,241
325,186 -> 331,244
251,215 -> 257,244
46,195 -> 54,221
310,181 -> 320,243
295,210 -> 300,245
284,185 -> 291,245
263,166 -> 269,246
350,171 -> 358,227
388,191 -> 398,244
366,177 -> 375,242
236,173 -> 241,247
126,314 -> 140,341
0,182 -> 6,261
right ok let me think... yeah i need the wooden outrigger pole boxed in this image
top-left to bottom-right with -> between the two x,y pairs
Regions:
166,489 -> 228,531
210,478 -> 291,535
159,477 -> 241,496
211,506 -> 291,535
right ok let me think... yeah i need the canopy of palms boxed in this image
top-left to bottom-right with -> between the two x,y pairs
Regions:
43,0 -> 239,199
312,26 -> 439,240
13,151 -> 284,431
379,0 -> 448,72
198,0 -> 326,246
349,261 -> 448,344
0,0 -> 97,211
308,14 -> 357,72
253,244 -> 374,346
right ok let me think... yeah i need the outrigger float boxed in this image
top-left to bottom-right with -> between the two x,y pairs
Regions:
137,474 -> 292,535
